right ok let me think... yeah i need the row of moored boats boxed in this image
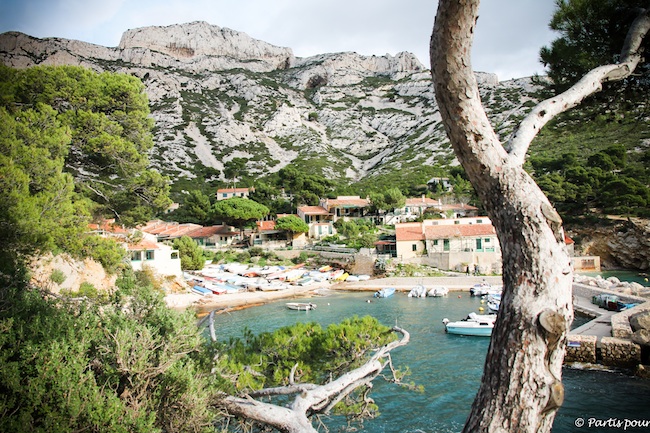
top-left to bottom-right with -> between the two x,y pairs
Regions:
442,282 -> 503,337
186,263 -> 369,296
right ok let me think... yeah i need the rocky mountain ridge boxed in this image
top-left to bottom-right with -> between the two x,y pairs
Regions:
0,21 -> 543,187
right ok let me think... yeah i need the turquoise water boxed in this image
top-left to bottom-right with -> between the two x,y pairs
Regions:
208,292 -> 650,432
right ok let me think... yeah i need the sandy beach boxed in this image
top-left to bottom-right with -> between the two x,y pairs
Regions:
164,275 -> 504,312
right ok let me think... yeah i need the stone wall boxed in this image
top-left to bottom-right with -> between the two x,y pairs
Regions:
600,337 -> 642,368
611,302 -> 650,338
565,334 -> 597,363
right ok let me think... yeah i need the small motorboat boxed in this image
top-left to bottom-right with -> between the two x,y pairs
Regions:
408,285 -> 427,298
427,286 -> 449,297
470,281 -> 491,296
442,312 -> 497,337
374,287 -> 396,298
286,302 -> 316,311
486,293 -> 501,313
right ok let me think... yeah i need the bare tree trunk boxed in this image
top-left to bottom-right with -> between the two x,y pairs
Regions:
430,1 -> 649,432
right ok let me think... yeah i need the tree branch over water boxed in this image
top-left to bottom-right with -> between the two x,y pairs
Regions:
219,326 -> 410,433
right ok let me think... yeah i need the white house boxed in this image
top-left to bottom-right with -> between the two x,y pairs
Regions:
395,217 -> 501,274
216,187 -> 254,200
125,232 -> 183,277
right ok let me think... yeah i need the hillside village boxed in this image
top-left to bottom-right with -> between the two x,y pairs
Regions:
91,179 -> 599,285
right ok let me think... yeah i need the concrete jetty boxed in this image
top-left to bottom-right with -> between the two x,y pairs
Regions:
567,283 -> 649,370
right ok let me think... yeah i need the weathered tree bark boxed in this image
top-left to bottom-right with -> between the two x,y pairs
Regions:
430,2 -> 650,433
219,327 -> 410,433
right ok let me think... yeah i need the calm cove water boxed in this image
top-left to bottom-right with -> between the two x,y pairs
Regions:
208,291 -> 650,433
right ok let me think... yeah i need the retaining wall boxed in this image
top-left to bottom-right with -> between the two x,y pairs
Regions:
600,337 -> 642,368
565,334 -> 597,363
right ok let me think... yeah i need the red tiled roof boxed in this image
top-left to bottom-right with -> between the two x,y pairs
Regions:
424,223 -> 496,239
140,222 -> 201,237
564,234 -> 575,245
217,187 -> 252,193
436,203 -> 478,211
395,223 -> 425,241
257,220 -> 276,231
405,197 -> 439,207
88,220 -> 129,235
325,197 -> 369,208
126,240 -> 160,251
185,225 -> 233,238
298,206 -> 330,215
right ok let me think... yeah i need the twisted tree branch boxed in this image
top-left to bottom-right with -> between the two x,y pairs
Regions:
506,7 -> 650,166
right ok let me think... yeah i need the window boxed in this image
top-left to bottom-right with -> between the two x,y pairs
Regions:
443,239 -> 450,251
477,219 -> 483,223
454,220 -> 460,224
171,252 -> 179,260
485,238 -> 490,243
412,244 -> 417,252
433,240 -> 439,246
131,251 -> 142,261
145,250 -> 155,260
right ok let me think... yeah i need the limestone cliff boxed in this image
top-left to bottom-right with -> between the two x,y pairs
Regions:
0,21 -> 539,184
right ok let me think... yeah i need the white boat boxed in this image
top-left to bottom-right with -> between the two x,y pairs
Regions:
427,286 -> 449,297
470,281 -> 491,296
442,312 -> 497,336
408,285 -> 427,298
486,293 -> 501,313
286,302 -> 316,311
374,287 -> 396,298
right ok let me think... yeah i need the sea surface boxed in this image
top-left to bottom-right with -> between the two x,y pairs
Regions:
208,289 -> 650,433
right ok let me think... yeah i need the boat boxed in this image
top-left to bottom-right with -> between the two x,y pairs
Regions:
486,293 -> 501,313
427,286 -> 449,297
335,272 -> 349,281
408,285 -> 427,298
192,285 -> 212,296
286,302 -> 317,311
470,281 -> 491,296
442,312 -> 497,336
374,287 -> 396,298
296,276 -> 316,286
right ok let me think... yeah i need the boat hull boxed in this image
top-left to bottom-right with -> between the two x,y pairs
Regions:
286,302 -> 316,311
444,324 -> 493,337
374,287 -> 396,298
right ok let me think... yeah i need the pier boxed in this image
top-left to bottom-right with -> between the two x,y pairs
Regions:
567,283 -> 650,370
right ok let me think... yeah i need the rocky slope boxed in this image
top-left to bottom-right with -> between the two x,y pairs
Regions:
573,218 -> 650,271
0,21 -> 544,187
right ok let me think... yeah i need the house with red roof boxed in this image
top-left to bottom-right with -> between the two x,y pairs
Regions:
319,196 -> 369,221
216,187 -> 254,200
396,217 -> 502,273
89,219 -> 183,277
185,225 -> 239,248
296,205 -> 334,240
126,235 -> 182,277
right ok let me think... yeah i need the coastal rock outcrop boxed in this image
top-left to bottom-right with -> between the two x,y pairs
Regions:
630,310 -> 650,333
573,274 -> 650,297
579,218 -> 650,272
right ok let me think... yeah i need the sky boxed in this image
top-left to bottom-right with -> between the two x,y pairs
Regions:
0,0 -> 559,81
